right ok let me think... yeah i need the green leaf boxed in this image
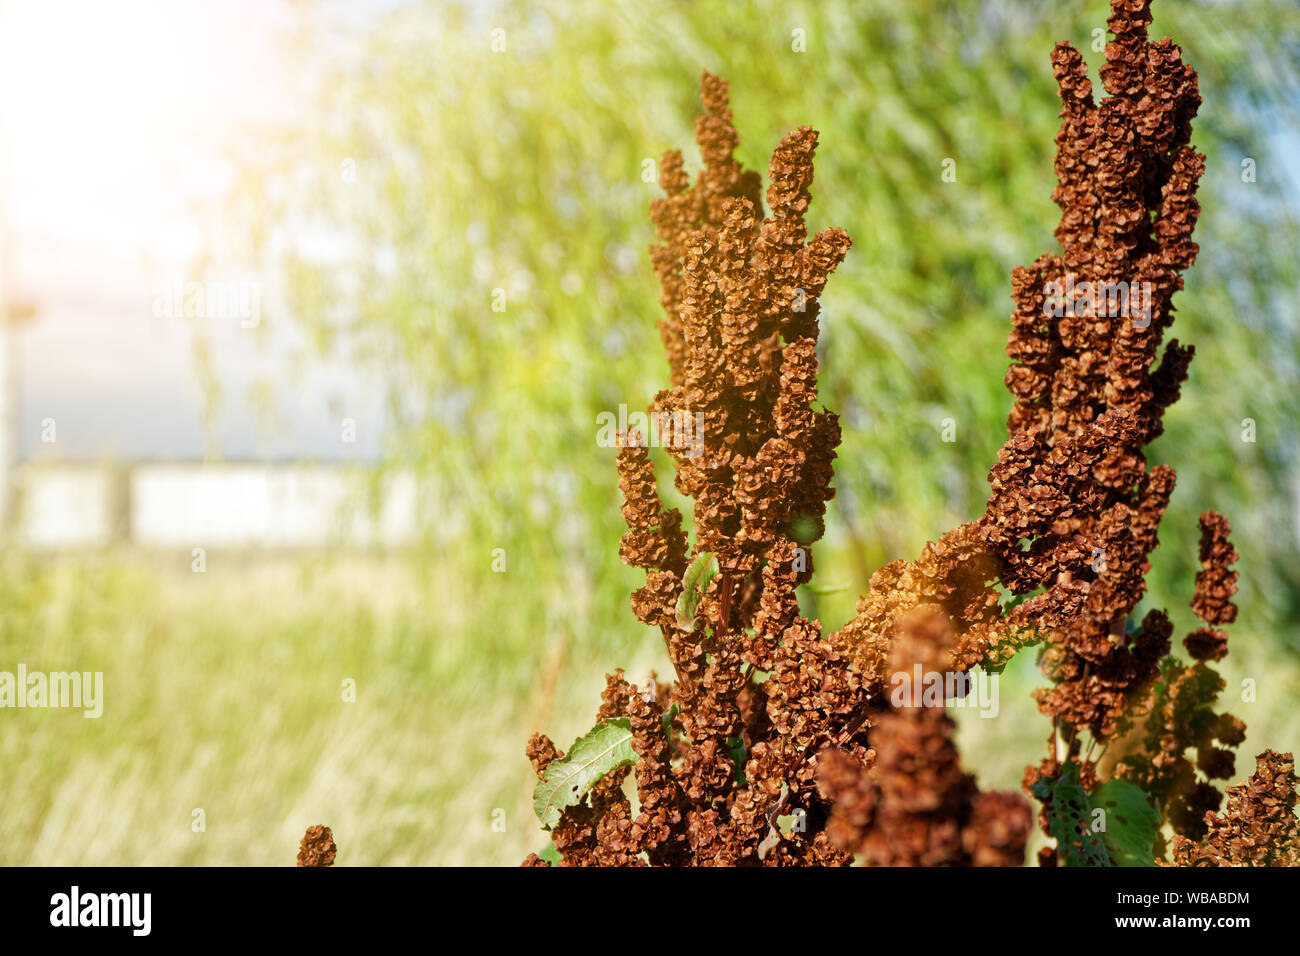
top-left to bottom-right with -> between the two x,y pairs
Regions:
787,514 -> 819,545
675,552 -> 719,631
533,718 -> 636,830
1092,780 -> 1160,867
1030,762 -> 1111,867
661,703 -> 680,750
1031,765 -> 1160,867
726,734 -> 747,785
776,811 -> 806,835
537,841 -> 562,866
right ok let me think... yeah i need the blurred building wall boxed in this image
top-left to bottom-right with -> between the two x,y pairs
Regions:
13,463 -> 420,550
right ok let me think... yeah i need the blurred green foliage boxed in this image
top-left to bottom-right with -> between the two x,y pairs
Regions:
232,0 -> 1299,771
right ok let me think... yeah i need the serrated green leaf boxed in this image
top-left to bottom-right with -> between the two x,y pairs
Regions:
533,718 -> 636,829
675,552 -> 719,631
1031,762 -> 1111,867
1092,779 -> 1160,867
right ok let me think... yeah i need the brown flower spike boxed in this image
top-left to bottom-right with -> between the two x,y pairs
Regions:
296,825 -> 337,867
527,72 -> 1026,867
984,0 -> 1205,752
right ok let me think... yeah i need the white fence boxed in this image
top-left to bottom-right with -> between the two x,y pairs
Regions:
13,463 -> 424,550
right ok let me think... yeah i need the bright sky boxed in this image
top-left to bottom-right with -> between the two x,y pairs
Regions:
0,0 -> 386,461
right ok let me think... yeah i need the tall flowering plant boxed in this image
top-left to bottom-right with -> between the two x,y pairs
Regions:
524,0 -> 1299,867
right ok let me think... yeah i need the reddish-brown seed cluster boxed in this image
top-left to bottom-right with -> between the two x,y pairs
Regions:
296,825 -> 337,867
1171,751 -> 1300,867
983,0 -> 1204,756
1189,511 -> 1240,640
817,606 -> 1031,866
649,72 -> 764,387
978,0 -> 1299,866
524,0 -> 1300,868
525,73 -> 1023,867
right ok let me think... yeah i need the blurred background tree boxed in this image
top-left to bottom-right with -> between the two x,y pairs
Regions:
237,0 -> 1299,637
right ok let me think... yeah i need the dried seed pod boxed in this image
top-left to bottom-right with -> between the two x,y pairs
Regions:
296,825 -> 337,867
1172,751 -> 1300,867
